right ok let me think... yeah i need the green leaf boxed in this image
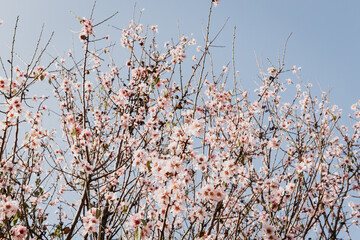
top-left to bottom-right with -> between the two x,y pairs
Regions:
95,209 -> 101,218
146,161 -> 152,172
13,212 -> 19,225
35,178 -> 41,186
55,228 -> 60,237
165,122 -> 172,130
122,205 -> 128,214
135,226 -> 141,240
51,224 -> 61,237
153,77 -> 160,85
34,190 -> 40,197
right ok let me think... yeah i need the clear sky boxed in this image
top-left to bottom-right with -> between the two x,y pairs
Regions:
1,0 -> 360,117
0,0 -> 359,116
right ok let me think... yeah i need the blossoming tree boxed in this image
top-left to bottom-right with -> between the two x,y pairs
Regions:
0,1 -> 360,239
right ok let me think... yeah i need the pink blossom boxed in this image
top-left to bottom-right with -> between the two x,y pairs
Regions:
82,208 -> 100,236
185,118 -> 205,137
262,222 -> 278,240
10,225 -> 28,240
128,212 -> 142,229
213,0 -> 221,7
0,197 -> 19,221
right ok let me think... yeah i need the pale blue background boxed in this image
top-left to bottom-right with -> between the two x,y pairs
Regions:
0,0 -> 359,115
0,0 -> 360,237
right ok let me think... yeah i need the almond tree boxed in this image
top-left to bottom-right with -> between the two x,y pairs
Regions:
0,1 -> 359,239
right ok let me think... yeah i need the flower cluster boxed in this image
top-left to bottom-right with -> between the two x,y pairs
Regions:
262,223 -> 278,240
10,225 -> 28,240
82,208 -> 100,235
170,36 -> 191,63
79,17 -> 95,41
0,197 -> 19,222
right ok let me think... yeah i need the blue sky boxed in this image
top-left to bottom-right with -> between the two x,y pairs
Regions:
1,0 -> 359,116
